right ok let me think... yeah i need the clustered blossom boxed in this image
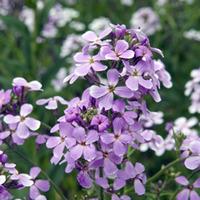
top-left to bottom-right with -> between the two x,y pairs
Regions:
0,151 -> 50,200
45,24 -> 173,198
185,67 -> 200,113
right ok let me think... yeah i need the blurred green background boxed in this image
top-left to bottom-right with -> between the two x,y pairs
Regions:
0,0 -> 200,199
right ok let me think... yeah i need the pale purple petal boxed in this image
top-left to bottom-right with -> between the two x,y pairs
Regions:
138,77 -> 153,89
107,69 -> 119,86
36,98 -> 50,105
90,85 -> 108,98
73,52 -> 90,63
113,140 -> 126,156
96,177 -> 109,189
99,93 -> 114,110
4,115 -> 20,124
45,100 -> 58,110
92,62 -> 107,72
175,176 -> 189,186
35,180 -> 50,192
30,167 -> 41,179
104,158 -> 118,176
99,27 -> 112,39
20,104 -> 33,117
28,81 -> 42,91
114,87 -> 133,98
120,50 -> 135,59
24,117 -> 41,131
77,171 -> 92,188
16,122 -> 30,139
46,137 -> 61,148
74,64 -> 91,76
115,40 -> 128,55
126,76 -> 139,91
184,156 -> 200,170
72,127 -> 85,142
113,178 -> 126,190
105,52 -> 119,60
82,31 -> 98,42
176,189 -> 190,200
83,145 -> 96,161
70,145 -> 83,160
190,191 -> 200,200
101,134 -> 115,144
86,130 -> 99,144
193,178 -> 200,188
134,179 -> 145,195
30,185 -> 40,199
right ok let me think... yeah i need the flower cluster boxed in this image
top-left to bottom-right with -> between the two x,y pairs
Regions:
44,24 -> 172,198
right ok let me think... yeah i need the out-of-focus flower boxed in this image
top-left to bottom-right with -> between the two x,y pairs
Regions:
36,96 -> 68,110
60,34 -> 85,57
130,7 -> 161,35
185,68 -> 200,113
173,117 -> 198,136
19,7 -> 35,32
112,194 -> 131,200
184,29 -> 200,42
4,104 -> 41,139
69,21 -> 85,31
120,0 -> 134,6
175,176 -> 200,200
89,17 -> 111,33
51,68 -> 67,91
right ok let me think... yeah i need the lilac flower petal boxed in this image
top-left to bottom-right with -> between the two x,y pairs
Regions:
46,137 -> 61,148
125,161 -> 136,178
28,81 -> 42,91
35,180 -> 50,192
90,85 -> 108,98
99,93 -> 114,110
73,127 -> 85,142
126,76 -> 139,91
107,69 -> 119,86
36,98 -> 50,105
134,179 -> 145,195
114,87 -> 133,98
193,178 -> 200,188
175,176 -> 189,186
138,78 -> 153,89
82,31 -> 97,42
105,52 -> 119,60
4,115 -> 20,124
104,158 -> 118,176
120,50 -> 135,59
24,117 -> 41,131
115,40 -> 128,54
112,194 -> 120,200
176,189 -> 190,200
54,96 -> 68,105
86,130 -> 99,144
99,27 -> 112,39
65,137 -> 76,148
135,162 -> 145,174
114,140 -> 126,156
184,156 -> 200,170
45,100 -> 58,110
74,64 -> 91,76
53,143 -> 65,157
20,104 -> 33,117
77,171 -> 92,189
16,122 -> 30,139
30,167 -> 41,179
190,191 -> 200,200
13,77 -> 27,87
0,131 -> 10,139
73,52 -> 90,63
83,146 -> 96,161
92,62 -> 107,72
30,185 -> 40,199
96,177 -> 109,189
101,134 -> 115,144
70,145 -> 83,160
189,141 -> 200,154
113,178 -> 126,190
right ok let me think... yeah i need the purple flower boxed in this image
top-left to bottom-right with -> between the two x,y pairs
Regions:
124,61 -> 153,91
175,176 -> 200,200
12,77 -> 42,91
90,69 -> 133,110
69,127 -> 98,161
28,167 -> 50,200
0,89 -> 11,109
105,40 -> 135,60
184,140 -> 200,170
77,170 -> 93,189
90,114 -> 109,132
101,118 -> 131,156
36,96 -> 68,110
73,52 -> 107,77
46,122 -> 75,164
135,45 -> 152,61
82,27 -> 112,45
4,104 -> 41,139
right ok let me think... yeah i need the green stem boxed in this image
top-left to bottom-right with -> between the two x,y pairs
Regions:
6,142 -> 67,200
41,122 -> 51,130
146,158 -> 181,185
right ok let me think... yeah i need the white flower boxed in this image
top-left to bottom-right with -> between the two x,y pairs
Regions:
183,29 -> 200,42
69,21 -> 85,31
120,0 -> 134,6
174,117 -> 198,136
60,34 -> 85,57
51,68 -> 67,91
19,7 -> 35,32
130,7 -> 161,35
89,17 -> 111,33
